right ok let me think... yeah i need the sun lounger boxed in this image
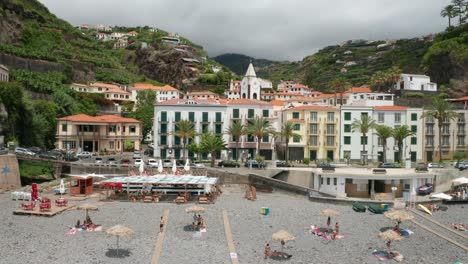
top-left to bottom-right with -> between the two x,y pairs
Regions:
55,198 -> 68,207
40,202 -> 51,212
352,201 -> 366,212
452,223 -> 467,231
368,203 -> 384,214
21,202 -> 35,210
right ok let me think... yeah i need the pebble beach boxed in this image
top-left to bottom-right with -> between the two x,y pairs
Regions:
0,185 -> 466,264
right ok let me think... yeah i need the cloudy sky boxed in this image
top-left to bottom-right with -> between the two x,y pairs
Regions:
39,0 -> 451,61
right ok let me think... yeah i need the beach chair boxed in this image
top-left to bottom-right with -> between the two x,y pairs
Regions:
39,202 -> 51,212
21,202 -> 35,210
352,201 -> 366,212
368,203 -> 384,214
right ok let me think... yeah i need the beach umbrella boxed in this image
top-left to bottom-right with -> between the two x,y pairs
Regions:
59,179 -> 65,199
139,161 -> 144,175
378,230 -> 402,252
272,230 -> 295,255
452,177 -> 468,185
184,159 -> 190,172
384,210 -> 414,230
158,159 -> 163,174
106,225 -> 134,255
172,160 -> 177,174
77,203 -> 98,219
185,205 -> 205,213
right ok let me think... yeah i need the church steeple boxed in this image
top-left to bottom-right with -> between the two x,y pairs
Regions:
245,62 -> 256,77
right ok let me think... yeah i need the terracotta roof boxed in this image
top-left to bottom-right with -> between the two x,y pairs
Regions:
374,106 -> 407,111
90,82 -> 121,89
71,83 -> 88,87
57,114 -> 141,123
452,96 -> 468,101
128,31 -> 138,34
285,105 -> 338,111
291,84 -> 309,89
269,100 -> 285,106
310,91 -> 323,95
285,96 -> 321,102
187,91 -> 218,96
275,92 -> 302,96
133,83 -> 179,91
345,87 -> 372,93
227,98 -> 270,105
103,87 -> 131,95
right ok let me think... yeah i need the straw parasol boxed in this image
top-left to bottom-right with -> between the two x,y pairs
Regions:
378,230 -> 402,252
77,204 -> 98,219
106,225 -> 134,255
185,205 -> 205,213
272,230 -> 295,254
384,210 -> 414,230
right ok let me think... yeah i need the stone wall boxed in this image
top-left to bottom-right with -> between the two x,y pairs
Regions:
0,154 -> 21,191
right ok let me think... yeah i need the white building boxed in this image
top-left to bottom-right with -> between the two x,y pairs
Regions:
395,74 -> 437,92
70,82 -> 131,102
131,83 -> 180,102
0,64 -> 9,82
184,91 -> 220,100
225,80 -> 241,99
340,106 -> 375,163
239,63 -> 272,100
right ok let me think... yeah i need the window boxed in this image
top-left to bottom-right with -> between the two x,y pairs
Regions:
248,109 -> 254,118
344,112 -> 351,121
344,136 -> 351,145
216,112 -> 222,122
294,124 -> 300,131
161,111 -> 167,122
378,137 -> 383,146
394,113 -> 401,123
263,110 -> 269,117
310,112 -> 317,122
310,124 -> 318,134
327,112 -> 334,122
175,112 -> 181,122
411,137 -> 417,145
233,109 -> 239,118
61,124 -> 67,132
457,136 -> 465,146
263,135 -> 269,142
327,178 -> 330,185
202,112 -> 208,122
310,136 -> 318,146
292,112 -> 300,119
109,125 -> 116,133
320,177 -> 323,185
62,141 -> 76,149
160,136 -> 167,145
442,125 -> 450,134
411,125 -> 417,133
458,124 -> 465,135
378,113 -> 384,123
327,136 -> 335,146
175,136 -> 181,145
458,113 -> 465,122
160,124 -> 167,134
426,136 -> 434,146
293,135 -> 300,142
411,113 -> 417,121
333,178 -> 337,186
442,136 -> 450,146
326,124 -> 334,134
215,124 -> 222,134
361,112 -> 368,117
426,124 -> 434,135
129,126 -> 136,133
108,141 -> 114,149
344,124 -> 351,133
189,112 -> 195,122
202,124 -> 209,133
361,136 -> 368,145
343,150 -> 351,159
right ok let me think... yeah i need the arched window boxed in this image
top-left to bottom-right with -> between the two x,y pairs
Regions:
253,93 -> 257,99
242,93 -> 246,99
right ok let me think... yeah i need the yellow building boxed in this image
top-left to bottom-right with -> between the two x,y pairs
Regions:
281,105 -> 340,162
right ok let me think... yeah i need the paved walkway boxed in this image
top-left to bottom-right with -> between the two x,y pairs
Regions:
223,209 -> 240,264
151,209 -> 170,264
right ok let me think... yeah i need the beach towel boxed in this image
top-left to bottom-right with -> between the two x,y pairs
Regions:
372,250 -> 390,261
66,228 -> 79,235
192,231 -> 202,238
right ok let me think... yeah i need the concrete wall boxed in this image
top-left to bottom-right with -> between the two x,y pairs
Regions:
0,154 -> 21,191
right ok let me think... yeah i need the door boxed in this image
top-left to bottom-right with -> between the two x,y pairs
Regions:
327,150 -> 334,161
411,152 -> 417,162
79,180 -> 85,194
426,151 -> 433,162
378,151 -> 383,162
309,150 -> 317,161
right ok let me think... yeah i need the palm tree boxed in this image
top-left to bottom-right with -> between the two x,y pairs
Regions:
392,125 -> 415,163
200,132 -> 227,167
385,66 -> 402,93
173,120 -> 195,159
246,116 -> 276,156
281,121 -> 302,162
441,5 -> 457,27
371,71 -> 386,92
421,97 -> 458,162
330,76 -> 349,106
375,125 -> 393,163
452,0 -> 467,25
225,121 -> 246,161
351,115 -> 376,164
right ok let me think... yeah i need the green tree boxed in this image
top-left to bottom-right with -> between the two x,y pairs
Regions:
200,132 -> 227,167
451,0 -> 467,25
453,151 -> 466,162
375,125 -> 393,163
351,115 -> 376,164
130,90 -> 156,143
330,76 -> 350,106
187,142 -> 202,161
225,121 -> 246,161
392,125 -> 415,163
280,121 -> 302,162
421,97 -> 458,162
246,117 -> 276,156
173,120 -> 195,159
441,5 -> 458,27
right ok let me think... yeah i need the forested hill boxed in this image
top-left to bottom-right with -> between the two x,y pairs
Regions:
214,25 -> 467,95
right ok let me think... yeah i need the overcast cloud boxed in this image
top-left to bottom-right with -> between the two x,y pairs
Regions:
39,0 -> 451,61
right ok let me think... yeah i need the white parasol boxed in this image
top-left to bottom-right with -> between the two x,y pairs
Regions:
139,160 -> 144,175
430,192 -> 453,200
172,159 -> 177,174
452,177 -> 468,185
59,179 -> 65,198
184,159 -> 190,172
158,159 -> 163,174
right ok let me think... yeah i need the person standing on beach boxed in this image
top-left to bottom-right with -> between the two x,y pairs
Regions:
327,216 -> 331,229
335,222 -> 340,235
159,216 -> 164,232
264,243 -> 271,259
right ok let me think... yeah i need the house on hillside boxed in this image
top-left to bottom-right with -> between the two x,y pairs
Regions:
128,31 -> 138,37
395,74 -> 437,93
0,64 -> 9,82
113,39 -> 129,49
184,91 -> 220,100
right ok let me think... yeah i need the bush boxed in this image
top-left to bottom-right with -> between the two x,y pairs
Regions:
403,92 -> 425,98
255,155 -> 265,164
303,158 -> 310,165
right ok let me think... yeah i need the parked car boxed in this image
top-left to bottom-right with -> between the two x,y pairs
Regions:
148,158 -> 158,167
120,158 -> 131,165
417,183 -> 434,195
95,157 -> 103,164
28,147 -> 43,154
459,162 -> 468,171
244,160 -> 265,168
427,163 -> 444,169
192,161 -> 205,168
0,147 -> 8,155
276,160 -> 293,167
378,163 -> 401,168
218,160 -> 240,168
15,147 -> 35,156
455,160 -> 468,168
134,159 -> 144,166
106,157 -> 117,165
63,154 -> 79,162
39,151 -> 60,160
76,151 -> 92,159
132,151 -> 142,159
